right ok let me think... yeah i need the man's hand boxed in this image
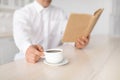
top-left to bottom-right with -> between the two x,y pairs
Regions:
75,36 -> 90,49
26,44 -> 44,63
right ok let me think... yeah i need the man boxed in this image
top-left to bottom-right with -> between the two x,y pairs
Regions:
13,0 -> 89,63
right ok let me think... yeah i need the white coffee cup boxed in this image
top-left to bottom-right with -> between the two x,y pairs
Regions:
44,49 -> 64,64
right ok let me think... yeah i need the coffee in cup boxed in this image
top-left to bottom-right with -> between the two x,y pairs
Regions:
44,49 -> 64,64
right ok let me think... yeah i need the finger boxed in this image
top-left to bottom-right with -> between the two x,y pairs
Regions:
26,55 -> 40,63
75,42 -> 84,49
75,42 -> 81,47
40,52 -> 44,56
34,45 -> 44,56
26,52 -> 36,58
75,42 -> 80,47
82,36 -> 89,43
35,55 -> 41,62
87,35 -> 90,39
26,54 -> 36,61
26,58 -> 36,63
77,38 -> 85,45
36,45 -> 44,52
34,49 -> 43,57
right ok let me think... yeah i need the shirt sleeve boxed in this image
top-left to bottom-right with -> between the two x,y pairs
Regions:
13,10 -> 32,54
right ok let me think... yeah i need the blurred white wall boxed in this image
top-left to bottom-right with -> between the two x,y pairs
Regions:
0,0 -> 112,35
52,0 -> 112,35
110,0 -> 120,36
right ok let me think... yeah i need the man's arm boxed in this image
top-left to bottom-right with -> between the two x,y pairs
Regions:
13,10 -> 32,53
13,10 -> 43,63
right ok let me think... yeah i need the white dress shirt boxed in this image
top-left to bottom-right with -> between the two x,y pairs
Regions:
13,1 -> 67,56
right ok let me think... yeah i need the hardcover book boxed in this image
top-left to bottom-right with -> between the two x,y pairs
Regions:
62,8 -> 104,42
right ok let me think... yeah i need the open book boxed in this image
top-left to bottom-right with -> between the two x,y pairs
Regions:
62,8 -> 104,42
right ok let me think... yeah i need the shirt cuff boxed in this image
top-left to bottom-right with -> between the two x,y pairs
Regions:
21,41 -> 32,54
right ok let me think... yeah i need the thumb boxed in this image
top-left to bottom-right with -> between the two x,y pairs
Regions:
36,45 -> 44,52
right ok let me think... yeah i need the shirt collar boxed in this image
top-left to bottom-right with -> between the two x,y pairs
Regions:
33,0 -> 51,13
33,1 -> 44,13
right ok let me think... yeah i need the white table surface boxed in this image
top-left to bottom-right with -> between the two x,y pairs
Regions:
0,35 -> 120,80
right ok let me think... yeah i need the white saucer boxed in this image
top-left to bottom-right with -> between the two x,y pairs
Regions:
43,59 -> 69,66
